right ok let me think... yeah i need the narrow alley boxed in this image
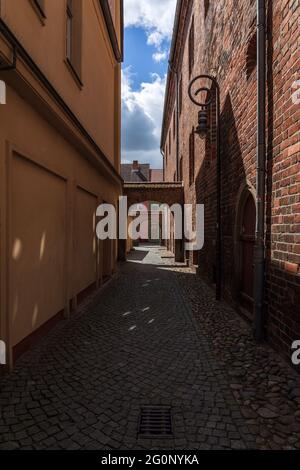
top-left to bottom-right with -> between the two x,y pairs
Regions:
0,246 -> 299,451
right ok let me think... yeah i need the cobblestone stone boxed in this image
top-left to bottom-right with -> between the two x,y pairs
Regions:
0,245 -> 299,449
176,260 -> 300,450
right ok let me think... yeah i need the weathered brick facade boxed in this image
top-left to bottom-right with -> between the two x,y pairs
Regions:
161,0 -> 300,363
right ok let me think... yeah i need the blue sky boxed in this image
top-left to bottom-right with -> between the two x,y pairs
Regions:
121,0 -> 177,169
123,27 -> 169,90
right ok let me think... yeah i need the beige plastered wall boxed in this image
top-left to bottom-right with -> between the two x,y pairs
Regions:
0,85 -> 120,368
0,0 -> 122,368
0,0 -> 121,167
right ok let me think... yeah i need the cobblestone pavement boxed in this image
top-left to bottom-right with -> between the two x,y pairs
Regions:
0,245 -> 299,450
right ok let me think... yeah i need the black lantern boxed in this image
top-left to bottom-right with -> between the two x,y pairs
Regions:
195,106 -> 209,138
188,84 -> 212,139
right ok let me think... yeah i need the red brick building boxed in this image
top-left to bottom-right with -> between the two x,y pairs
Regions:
161,0 -> 300,362
121,160 -> 164,243
121,160 -> 163,183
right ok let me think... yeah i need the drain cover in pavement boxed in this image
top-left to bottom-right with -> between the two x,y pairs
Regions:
138,406 -> 173,438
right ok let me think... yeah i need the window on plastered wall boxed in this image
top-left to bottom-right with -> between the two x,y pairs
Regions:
108,0 -> 116,23
246,32 -> 257,80
189,129 -> 195,185
169,129 -> 171,154
66,1 -> 73,61
66,0 -> 83,84
188,18 -> 195,77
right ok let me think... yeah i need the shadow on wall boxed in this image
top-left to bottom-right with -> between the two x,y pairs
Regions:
192,0 -> 300,361
195,92 -> 247,310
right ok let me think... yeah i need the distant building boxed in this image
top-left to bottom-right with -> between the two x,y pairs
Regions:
121,160 -> 163,183
121,161 -> 164,245
150,169 -> 164,183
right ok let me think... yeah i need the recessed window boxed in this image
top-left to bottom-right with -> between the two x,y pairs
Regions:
66,0 -> 83,84
108,0 -> 116,22
34,0 -> 46,16
246,32 -> 257,79
189,129 -> 195,185
66,0 -> 73,62
188,18 -> 195,77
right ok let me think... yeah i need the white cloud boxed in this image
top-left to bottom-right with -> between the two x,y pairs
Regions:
122,0 -> 177,167
121,68 -> 166,168
152,51 -> 168,63
147,31 -> 164,48
124,0 -> 177,57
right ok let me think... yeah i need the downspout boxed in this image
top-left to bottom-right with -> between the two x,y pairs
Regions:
160,148 -> 165,181
254,0 -> 266,341
168,62 -> 180,181
175,72 -> 180,181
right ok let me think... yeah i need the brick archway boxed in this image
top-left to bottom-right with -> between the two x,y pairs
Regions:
124,182 -> 184,207
122,182 -> 184,262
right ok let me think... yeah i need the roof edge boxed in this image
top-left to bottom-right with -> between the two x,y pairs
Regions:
160,0 -> 183,151
160,0 -> 192,150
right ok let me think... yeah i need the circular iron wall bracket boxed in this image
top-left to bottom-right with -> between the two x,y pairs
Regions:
188,84 -> 212,108
188,74 -> 220,107
188,74 -> 222,301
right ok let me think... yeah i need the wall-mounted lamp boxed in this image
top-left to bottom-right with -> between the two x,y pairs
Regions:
188,74 -> 222,301
195,106 -> 209,138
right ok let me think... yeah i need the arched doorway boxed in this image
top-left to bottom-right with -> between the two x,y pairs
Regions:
238,191 -> 256,315
127,201 -> 163,245
123,182 -> 185,261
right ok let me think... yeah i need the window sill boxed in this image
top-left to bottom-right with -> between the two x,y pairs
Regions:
64,58 -> 83,90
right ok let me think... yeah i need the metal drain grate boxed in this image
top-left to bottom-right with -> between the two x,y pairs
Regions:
138,406 -> 173,438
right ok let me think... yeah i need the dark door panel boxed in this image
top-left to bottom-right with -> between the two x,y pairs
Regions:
240,194 -> 256,315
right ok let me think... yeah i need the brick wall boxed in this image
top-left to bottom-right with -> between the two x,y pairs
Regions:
163,0 -> 300,363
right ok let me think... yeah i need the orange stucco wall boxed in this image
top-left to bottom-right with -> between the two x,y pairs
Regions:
0,0 -> 120,166
0,0 -> 122,367
10,153 -> 67,346
0,86 -> 119,352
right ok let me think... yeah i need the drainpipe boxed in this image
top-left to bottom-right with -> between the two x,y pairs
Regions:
168,62 -> 180,181
160,148 -> 165,181
175,72 -> 180,182
253,0 -> 266,341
